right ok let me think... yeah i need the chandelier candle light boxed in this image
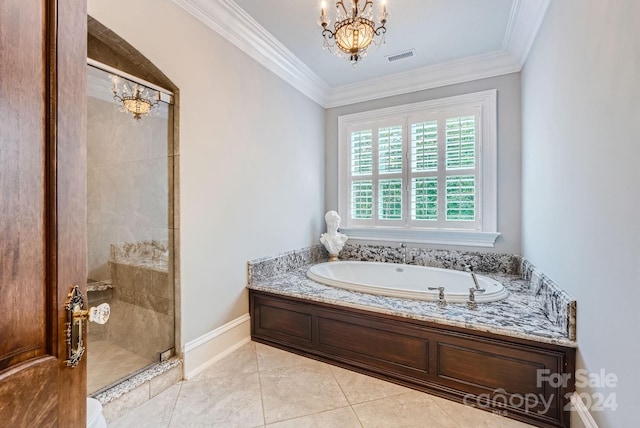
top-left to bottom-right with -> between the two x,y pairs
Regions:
111,75 -> 160,120
320,0 -> 388,65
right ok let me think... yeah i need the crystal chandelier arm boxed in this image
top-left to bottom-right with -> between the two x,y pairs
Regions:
336,0 -> 349,17
374,23 -> 387,36
375,2 -> 388,35
322,26 -> 336,39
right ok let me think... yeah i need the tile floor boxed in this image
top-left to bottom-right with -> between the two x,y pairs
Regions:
108,341 -> 533,427
88,339 -> 153,394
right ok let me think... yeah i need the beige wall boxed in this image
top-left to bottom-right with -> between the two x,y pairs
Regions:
325,73 -> 522,254
521,1 -> 640,426
87,95 -> 170,281
88,0 -> 326,345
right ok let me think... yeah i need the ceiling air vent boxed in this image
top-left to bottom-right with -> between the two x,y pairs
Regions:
386,49 -> 416,63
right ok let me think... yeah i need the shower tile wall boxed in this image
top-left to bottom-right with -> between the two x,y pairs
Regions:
107,261 -> 173,361
87,96 -> 169,282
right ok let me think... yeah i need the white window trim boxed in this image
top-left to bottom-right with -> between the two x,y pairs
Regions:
337,90 -> 499,247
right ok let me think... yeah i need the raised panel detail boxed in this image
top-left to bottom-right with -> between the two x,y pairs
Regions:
0,0 -> 47,372
0,357 -> 57,426
437,343 -> 544,395
317,317 -> 428,373
250,290 -> 575,428
259,304 -> 312,341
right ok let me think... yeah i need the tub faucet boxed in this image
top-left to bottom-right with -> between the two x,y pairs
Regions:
465,264 -> 482,290
428,286 -> 446,307
467,287 -> 485,310
399,243 -> 407,264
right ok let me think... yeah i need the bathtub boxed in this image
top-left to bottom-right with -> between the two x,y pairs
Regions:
307,261 -> 508,303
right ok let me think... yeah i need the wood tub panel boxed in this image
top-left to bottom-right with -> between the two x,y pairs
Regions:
249,289 -> 575,428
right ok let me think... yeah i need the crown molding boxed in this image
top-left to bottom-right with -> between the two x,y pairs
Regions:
171,0 -> 330,106
172,0 -> 549,109
502,0 -> 551,65
324,51 -> 520,108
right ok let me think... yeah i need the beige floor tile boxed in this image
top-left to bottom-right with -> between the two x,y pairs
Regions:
108,383 -> 181,428
330,365 -> 411,405
102,342 -> 537,428
431,395 -> 535,428
259,362 -> 350,424
352,390 -> 460,428
87,339 -> 153,393
190,341 -> 258,382
169,372 -> 263,427
256,342 -> 318,372
266,406 -> 362,428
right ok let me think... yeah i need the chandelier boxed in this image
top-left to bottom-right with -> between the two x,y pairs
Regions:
319,0 -> 388,65
110,75 -> 160,120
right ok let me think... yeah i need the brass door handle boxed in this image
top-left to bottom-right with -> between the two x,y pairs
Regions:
65,286 -> 110,367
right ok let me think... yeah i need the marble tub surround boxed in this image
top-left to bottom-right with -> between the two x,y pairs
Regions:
521,259 -> 577,340
248,244 -> 328,283
339,242 -> 522,275
249,265 -> 574,347
247,244 -> 577,345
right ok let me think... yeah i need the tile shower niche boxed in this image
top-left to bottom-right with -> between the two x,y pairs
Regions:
86,62 -> 177,395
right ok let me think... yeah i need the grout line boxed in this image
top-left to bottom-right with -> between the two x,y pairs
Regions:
166,381 -> 183,428
328,365 -> 355,406
253,345 -> 268,427
326,365 -> 363,427
429,393 -> 475,428
350,404 -> 365,428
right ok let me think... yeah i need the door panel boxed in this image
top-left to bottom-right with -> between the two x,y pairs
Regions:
0,0 -> 87,425
0,0 -> 47,372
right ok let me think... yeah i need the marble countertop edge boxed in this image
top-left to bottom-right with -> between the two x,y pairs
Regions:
247,265 -> 578,349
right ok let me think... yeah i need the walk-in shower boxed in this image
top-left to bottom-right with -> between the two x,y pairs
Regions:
86,62 -> 176,394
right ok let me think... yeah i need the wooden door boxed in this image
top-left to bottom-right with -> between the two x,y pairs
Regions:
0,0 -> 87,426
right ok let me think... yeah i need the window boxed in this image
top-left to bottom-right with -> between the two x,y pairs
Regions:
338,90 -> 499,247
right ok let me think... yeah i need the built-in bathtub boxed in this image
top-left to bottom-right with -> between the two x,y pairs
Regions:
307,261 -> 509,303
247,244 -> 578,428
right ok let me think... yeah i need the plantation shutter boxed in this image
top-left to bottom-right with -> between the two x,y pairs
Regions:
345,107 -> 481,231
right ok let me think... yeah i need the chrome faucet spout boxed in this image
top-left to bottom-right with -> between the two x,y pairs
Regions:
399,243 -> 407,264
471,272 -> 481,290
464,264 -> 482,290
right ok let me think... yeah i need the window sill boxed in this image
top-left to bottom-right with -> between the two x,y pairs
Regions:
338,227 -> 501,248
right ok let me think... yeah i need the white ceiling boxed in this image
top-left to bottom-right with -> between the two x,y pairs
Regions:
233,0 -> 514,88
171,0 -> 550,107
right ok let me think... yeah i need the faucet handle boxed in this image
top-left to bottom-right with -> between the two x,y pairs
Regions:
428,286 -> 446,307
467,287 -> 486,310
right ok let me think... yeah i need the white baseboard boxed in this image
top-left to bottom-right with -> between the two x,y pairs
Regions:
570,391 -> 599,428
182,313 -> 251,379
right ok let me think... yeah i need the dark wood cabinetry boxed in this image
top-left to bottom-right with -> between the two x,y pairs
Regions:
250,290 -> 575,428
